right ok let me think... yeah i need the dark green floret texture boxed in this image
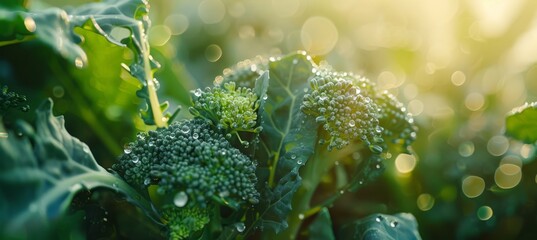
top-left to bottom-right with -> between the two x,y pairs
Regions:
161,205 -> 210,240
113,119 -> 259,205
301,71 -> 383,151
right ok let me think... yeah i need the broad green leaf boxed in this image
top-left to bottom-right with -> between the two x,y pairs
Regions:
248,53 -> 318,235
1,0 -> 167,127
506,102 -> 537,144
338,213 -> 422,240
0,99 -> 158,238
308,208 -> 335,240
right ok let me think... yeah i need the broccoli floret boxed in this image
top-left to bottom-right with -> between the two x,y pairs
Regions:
161,205 -> 210,240
190,82 -> 261,137
0,85 -> 29,115
376,92 -> 417,152
215,57 -> 267,88
301,72 -> 383,151
113,119 -> 259,239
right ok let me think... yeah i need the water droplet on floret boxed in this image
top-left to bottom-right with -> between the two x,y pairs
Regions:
173,191 -> 188,207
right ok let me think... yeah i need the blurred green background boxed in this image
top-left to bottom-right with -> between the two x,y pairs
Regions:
24,0 -> 537,239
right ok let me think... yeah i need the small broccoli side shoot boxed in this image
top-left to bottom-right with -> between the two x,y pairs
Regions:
189,82 -> 262,147
113,119 -> 259,239
301,72 -> 383,151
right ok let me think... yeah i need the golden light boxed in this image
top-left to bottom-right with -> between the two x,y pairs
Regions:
462,176 -> 485,198
417,193 -> 435,211
395,153 -> 417,174
494,164 -> 522,189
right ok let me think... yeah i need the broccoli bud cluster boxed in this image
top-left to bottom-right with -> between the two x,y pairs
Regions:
376,92 -> 417,151
190,82 -> 260,134
113,119 -> 260,239
113,119 -> 259,205
161,205 -> 210,240
301,71 -> 383,151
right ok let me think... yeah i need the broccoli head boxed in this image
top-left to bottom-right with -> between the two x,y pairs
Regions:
112,119 -> 259,239
301,71 -> 383,151
190,82 -> 261,136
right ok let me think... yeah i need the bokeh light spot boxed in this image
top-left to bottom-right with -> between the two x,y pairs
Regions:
465,92 -> 485,111
408,99 -> 424,116
458,141 -> 475,157
462,176 -> 485,198
198,0 -> 226,24
477,206 -> 493,221
164,14 -> 189,35
395,153 -> 417,174
487,136 -> 509,156
494,164 -> 522,189
271,0 -> 300,18
149,25 -> 172,46
301,16 -> 339,55
520,144 -> 534,159
451,71 -> 466,86
205,44 -> 222,62
417,193 -> 435,211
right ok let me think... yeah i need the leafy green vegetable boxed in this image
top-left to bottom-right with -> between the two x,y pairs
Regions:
0,0 -> 172,127
338,213 -> 422,240
0,99 -> 157,238
506,102 -> 537,144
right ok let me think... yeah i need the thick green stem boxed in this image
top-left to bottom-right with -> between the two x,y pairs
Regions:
278,143 -> 360,239
140,24 -> 167,128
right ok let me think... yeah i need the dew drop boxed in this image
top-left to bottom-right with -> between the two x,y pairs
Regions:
103,217 -> 108,222
193,133 -> 199,139
315,116 -> 326,123
262,94 -> 268,100
174,191 -> 188,207
132,156 -> 139,164
292,59 -> 299,64
181,125 -> 191,134
75,57 -> 84,68
339,190 -> 345,194
390,221 -> 399,228
235,222 -> 246,232
144,178 -> 151,186
375,215 -> 383,222
124,148 -> 132,154
297,159 -> 303,165
298,214 -> 305,220
193,88 -> 202,97
348,120 -> 356,127
219,190 -> 229,198
148,141 -> 154,147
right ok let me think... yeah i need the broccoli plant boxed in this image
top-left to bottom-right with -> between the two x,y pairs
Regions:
1,1 -> 420,239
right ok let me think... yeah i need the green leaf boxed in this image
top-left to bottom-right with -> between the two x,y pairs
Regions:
338,213 -> 422,240
250,168 -> 302,234
248,53 -> 318,235
506,102 -> 537,144
0,99 -> 157,237
308,208 -> 335,240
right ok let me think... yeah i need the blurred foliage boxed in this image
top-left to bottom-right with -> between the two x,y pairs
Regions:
2,0 -> 537,239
